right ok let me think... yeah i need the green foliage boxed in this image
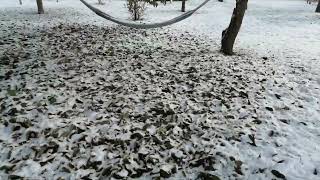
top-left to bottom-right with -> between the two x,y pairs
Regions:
48,95 -> 57,104
126,0 -> 147,20
7,89 -> 17,96
126,0 -> 169,20
140,0 -> 168,7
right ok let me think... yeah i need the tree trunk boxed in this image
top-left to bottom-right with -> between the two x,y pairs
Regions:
134,2 -> 138,20
181,0 -> 186,12
19,0 -> 22,5
316,0 -> 320,13
221,0 -> 248,55
36,0 -> 44,14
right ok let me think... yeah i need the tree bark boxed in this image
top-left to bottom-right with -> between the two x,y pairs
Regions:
181,0 -> 186,12
221,0 -> 248,55
36,0 -> 44,14
316,0 -> 320,13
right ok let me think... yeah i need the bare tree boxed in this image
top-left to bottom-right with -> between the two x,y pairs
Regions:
221,0 -> 248,55
36,0 -> 44,14
316,0 -> 320,13
181,0 -> 186,12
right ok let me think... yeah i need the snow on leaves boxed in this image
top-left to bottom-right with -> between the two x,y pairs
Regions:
0,24 -> 274,179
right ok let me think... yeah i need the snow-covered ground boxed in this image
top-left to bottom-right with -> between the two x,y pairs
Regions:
0,0 -> 319,179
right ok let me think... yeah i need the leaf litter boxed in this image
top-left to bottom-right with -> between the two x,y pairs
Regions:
0,24 -> 276,179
